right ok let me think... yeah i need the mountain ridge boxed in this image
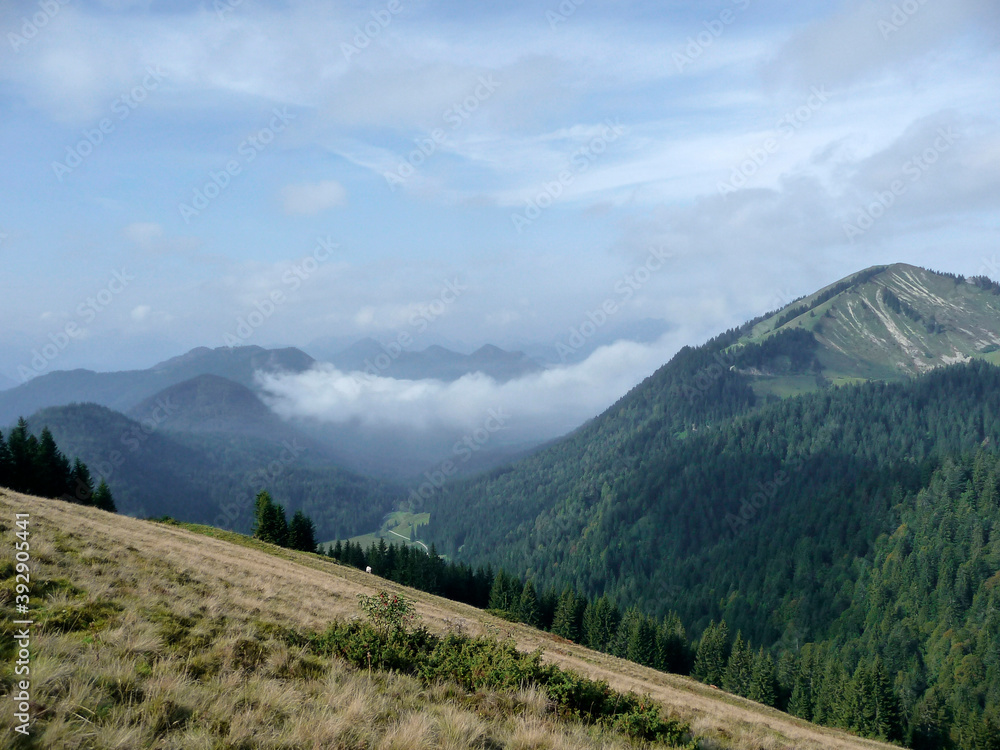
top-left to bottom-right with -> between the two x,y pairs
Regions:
732,263 -> 1000,394
325,338 -> 543,382
0,344 -> 316,427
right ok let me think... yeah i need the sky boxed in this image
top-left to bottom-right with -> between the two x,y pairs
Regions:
1,0 -> 999,432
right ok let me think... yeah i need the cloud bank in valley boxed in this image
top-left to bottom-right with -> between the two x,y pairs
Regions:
256,335 -> 683,442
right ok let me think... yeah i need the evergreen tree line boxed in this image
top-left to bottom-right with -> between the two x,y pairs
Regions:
252,490 -> 317,552
333,534 -> 916,742
328,537 -> 691,676
0,417 -> 115,512
328,538 -> 494,609
693,621 -> 902,742
335,449 -> 1000,748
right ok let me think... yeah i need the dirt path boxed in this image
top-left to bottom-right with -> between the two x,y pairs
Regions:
386,527 -> 429,551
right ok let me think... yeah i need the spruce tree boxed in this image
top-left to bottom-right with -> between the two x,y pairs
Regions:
488,569 -> 519,613
91,479 -> 116,513
68,458 -> 94,505
34,427 -> 70,498
582,595 -> 600,648
6,418 -> 33,494
572,594 -> 587,637
538,587 -> 559,630
271,503 -> 289,546
288,510 -> 317,552
835,663 -> 862,731
602,597 -> 623,654
551,588 -> 581,641
871,656 -> 900,741
583,595 -> 620,653
748,647 -> 777,707
776,651 -> 798,711
693,620 -> 729,686
724,631 -> 753,697
853,661 -> 877,736
253,491 -> 288,546
612,606 -> 642,658
788,652 -> 814,720
656,612 -> 689,674
811,657 -> 841,727
626,614 -> 658,667
0,430 -> 12,488
253,491 -> 271,539
384,544 -> 398,579
518,580 -> 541,627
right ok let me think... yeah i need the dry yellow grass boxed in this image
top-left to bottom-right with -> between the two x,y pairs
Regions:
0,490 -> 896,749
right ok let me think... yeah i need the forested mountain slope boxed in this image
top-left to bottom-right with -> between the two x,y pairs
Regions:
420,264 -> 1000,749
790,452 -> 1000,748
23,402 -> 399,538
426,361 -> 1000,642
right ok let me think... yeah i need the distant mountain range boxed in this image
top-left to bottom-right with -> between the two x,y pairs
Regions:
8,262 -> 999,535
0,340 -> 545,428
0,340 -> 553,519
0,344 -> 315,427
325,338 -> 542,381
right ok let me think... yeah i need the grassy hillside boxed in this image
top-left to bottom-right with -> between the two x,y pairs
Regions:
0,491 -> 895,750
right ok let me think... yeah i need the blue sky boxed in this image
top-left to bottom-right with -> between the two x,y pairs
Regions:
1,0 -> 998,398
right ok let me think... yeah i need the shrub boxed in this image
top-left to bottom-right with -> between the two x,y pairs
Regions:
357,590 -> 421,637
309,593 -> 693,746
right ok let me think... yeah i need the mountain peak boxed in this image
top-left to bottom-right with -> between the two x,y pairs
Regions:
736,263 -> 1000,390
127,373 -> 274,433
470,344 -> 504,358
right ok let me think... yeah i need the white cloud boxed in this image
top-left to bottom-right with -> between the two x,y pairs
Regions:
280,180 -> 347,215
256,335 -> 686,440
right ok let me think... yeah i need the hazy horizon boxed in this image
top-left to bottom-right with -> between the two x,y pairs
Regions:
2,0 -> 998,400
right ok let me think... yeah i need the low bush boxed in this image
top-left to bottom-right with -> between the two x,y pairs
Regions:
309,590 -> 693,746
